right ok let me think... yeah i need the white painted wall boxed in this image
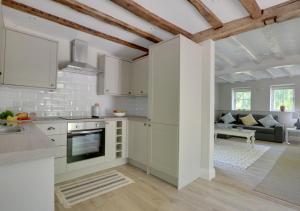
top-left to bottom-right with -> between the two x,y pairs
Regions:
0,158 -> 54,211
216,76 -> 300,126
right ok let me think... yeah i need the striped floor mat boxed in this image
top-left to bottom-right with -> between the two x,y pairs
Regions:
55,170 -> 134,208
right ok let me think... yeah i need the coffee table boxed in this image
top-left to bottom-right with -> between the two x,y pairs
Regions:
214,127 -> 256,148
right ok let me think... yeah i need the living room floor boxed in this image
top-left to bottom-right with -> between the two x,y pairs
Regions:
215,138 -> 286,189
215,137 -> 300,207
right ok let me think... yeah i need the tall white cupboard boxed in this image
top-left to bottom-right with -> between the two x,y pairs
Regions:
148,35 -> 204,189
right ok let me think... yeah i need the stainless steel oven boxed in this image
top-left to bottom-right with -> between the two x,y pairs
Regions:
67,121 -> 105,163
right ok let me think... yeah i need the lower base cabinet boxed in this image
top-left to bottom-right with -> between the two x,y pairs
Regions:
128,120 -> 148,169
149,123 -> 179,186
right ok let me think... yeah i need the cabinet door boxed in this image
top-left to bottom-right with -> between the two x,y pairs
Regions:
104,56 -> 120,95
128,120 -> 148,165
0,27 -> 4,84
4,29 -> 57,88
105,120 -> 116,162
131,57 -> 148,96
119,60 -> 131,95
149,123 -> 178,183
149,38 -> 180,125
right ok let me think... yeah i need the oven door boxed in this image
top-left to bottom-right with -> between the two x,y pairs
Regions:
67,128 -> 105,163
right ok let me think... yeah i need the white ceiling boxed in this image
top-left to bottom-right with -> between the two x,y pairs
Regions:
215,17 -> 300,83
1,0 -> 298,81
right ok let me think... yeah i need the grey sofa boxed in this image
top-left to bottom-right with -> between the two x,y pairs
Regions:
218,113 -> 285,143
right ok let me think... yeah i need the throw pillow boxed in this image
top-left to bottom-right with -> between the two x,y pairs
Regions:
240,114 -> 258,126
221,113 -> 236,124
258,114 -> 279,128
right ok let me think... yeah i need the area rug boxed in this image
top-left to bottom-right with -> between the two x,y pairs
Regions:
55,170 -> 134,208
214,139 -> 270,169
255,146 -> 300,206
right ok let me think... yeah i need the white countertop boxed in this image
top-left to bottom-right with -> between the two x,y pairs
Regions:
0,123 -> 56,166
33,115 -> 148,123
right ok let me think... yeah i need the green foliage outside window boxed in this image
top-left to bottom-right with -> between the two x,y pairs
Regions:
233,90 -> 251,110
272,88 -> 294,111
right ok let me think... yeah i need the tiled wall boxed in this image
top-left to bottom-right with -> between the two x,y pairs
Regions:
0,72 -> 148,117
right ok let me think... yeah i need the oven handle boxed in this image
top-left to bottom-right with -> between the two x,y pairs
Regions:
68,129 -> 104,135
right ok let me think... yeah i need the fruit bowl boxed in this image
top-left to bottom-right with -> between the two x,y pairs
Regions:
113,110 -> 126,117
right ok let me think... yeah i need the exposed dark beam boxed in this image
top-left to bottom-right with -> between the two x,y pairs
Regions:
192,0 -> 300,43
240,0 -> 262,19
186,0 -> 223,29
2,0 -> 148,52
52,0 -> 161,43
110,0 -> 193,38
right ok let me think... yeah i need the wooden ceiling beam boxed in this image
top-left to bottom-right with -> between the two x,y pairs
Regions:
186,0 -> 223,29
110,0 -> 193,38
240,0 -> 262,19
192,0 -> 300,43
52,0 -> 161,43
2,0 -> 148,52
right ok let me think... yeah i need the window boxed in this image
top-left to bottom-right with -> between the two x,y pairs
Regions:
232,88 -> 251,111
270,85 -> 295,111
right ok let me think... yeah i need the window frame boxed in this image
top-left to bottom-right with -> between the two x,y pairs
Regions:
231,87 -> 252,111
270,84 -> 295,112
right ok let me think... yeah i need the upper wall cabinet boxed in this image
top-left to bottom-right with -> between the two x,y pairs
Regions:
98,55 -> 131,96
130,56 -> 148,96
3,29 -> 58,89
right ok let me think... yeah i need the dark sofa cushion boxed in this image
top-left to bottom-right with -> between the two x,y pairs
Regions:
243,125 -> 274,134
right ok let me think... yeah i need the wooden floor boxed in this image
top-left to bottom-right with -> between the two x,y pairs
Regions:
215,139 -> 287,189
55,163 -> 300,211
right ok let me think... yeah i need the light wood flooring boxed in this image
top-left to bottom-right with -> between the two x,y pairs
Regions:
55,162 -> 300,211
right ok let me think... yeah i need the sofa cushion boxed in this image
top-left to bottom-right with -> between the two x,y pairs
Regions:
258,114 -> 279,128
219,113 -> 238,124
243,125 -> 274,134
221,113 -> 236,124
240,114 -> 258,126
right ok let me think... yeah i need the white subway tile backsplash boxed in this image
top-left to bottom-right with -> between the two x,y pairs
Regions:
0,72 -> 148,117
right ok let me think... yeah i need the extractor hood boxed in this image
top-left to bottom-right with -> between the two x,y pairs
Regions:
60,39 -> 101,75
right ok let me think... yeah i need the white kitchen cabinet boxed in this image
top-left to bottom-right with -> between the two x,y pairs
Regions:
98,55 -> 131,95
130,56 -> 148,96
105,120 -> 116,162
148,35 -> 204,189
0,21 -> 4,84
35,122 -> 67,176
3,29 -> 58,89
128,120 -> 148,170
149,123 -> 178,185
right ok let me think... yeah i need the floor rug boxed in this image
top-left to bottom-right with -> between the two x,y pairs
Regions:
55,170 -> 134,208
214,139 -> 270,169
255,146 -> 300,206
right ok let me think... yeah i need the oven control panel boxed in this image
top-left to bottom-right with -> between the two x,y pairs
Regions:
68,121 -> 106,132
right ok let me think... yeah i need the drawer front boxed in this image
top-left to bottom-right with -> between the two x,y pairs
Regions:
36,123 -> 67,135
55,146 -> 66,158
48,134 -> 67,146
55,157 -> 66,175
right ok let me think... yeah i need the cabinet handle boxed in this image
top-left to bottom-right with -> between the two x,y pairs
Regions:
47,127 -> 55,130
144,123 -> 147,126
148,124 -> 151,127
0,72 -> 2,76
140,90 -> 144,94
50,139 -> 55,142
128,91 -> 132,95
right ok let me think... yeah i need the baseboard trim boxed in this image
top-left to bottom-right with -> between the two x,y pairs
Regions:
128,159 -> 147,172
199,167 -> 215,181
55,158 -> 127,184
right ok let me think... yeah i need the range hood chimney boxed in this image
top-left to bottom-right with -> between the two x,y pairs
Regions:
60,39 -> 100,75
